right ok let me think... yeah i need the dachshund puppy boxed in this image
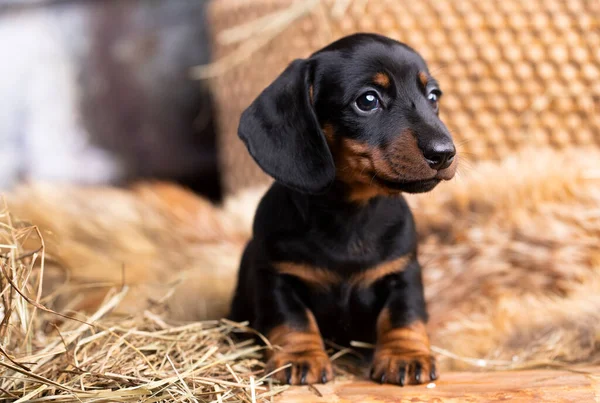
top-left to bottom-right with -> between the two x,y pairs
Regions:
229,33 -> 457,386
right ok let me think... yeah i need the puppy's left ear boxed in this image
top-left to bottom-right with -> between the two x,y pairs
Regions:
238,59 -> 335,194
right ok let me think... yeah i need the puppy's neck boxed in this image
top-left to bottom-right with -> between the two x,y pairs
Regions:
318,180 -> 398,207
279,181 -> 411,246
292,181 -> 394,216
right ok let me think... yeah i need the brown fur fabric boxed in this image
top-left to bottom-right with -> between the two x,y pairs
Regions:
6,147 -> 600,370
7,182 -> 257,321
411,147 -> 600,369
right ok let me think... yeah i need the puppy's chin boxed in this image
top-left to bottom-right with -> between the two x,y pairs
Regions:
399,178 -> 442,193
375,177 -> 442,194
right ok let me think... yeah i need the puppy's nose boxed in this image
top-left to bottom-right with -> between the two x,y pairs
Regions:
422,140 -> 456,170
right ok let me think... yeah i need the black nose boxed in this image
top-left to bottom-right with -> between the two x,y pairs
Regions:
422,141 -> 456,170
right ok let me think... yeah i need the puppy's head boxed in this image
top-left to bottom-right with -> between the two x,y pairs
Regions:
238,33 -> 457,199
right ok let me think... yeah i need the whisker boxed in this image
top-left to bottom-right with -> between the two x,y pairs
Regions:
455,165 -> 474,177
454,138 -> 472,147
359,164 -> 368,177
429,64 -> 449,77
456,158 -> 476,173
369,172 -> 377,187
457,158 -> 475,169
455,152 -> 479,161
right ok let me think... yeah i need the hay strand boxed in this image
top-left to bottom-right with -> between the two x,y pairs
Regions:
0,206 -> 286,402
191,0 -> 321,79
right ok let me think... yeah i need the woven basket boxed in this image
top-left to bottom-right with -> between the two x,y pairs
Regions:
204,0 -> 600,195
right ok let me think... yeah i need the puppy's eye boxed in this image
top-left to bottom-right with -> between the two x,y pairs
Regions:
427,90 -> 441,112
355,91 -> 380,112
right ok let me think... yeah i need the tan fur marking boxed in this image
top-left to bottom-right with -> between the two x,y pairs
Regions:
267,311 -> 324,356
343,138 -> 371,155
372,308 -> 435,384
370,147 -> 397,179
385,129 -> 435,180
346,186 -> 385,203
322,123 -> 335,145
277,257 -> 410,290
331,137 -> 386,202
330,130 -> 436,202
350,255 -> 411,288
376,309 -> 431,355
309,85 -> 314,104
373,72 -> 391,88
266,310 -> 333,385
418,71 -> 429,87
323,125 -> 454,202
275,262 -> 341,290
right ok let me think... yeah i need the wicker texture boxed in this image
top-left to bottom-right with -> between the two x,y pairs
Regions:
206,0 -> 600,194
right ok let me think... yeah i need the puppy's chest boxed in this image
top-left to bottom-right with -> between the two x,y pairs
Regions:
273,214 -> 410,285
305,216 -> 390,265
303,279 -> 382,344
346,231 -> 377,257
275,227 -> 408,344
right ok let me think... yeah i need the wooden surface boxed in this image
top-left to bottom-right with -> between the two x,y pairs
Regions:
277,368 -> 600,403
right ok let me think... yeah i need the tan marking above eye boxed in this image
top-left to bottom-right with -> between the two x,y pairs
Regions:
373,72 -> 391,88
418,71 -> 429,87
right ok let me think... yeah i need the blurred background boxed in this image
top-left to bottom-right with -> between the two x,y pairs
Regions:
0,0 -> 220,200
1,0 -> 599,201
2,1 -> 599,377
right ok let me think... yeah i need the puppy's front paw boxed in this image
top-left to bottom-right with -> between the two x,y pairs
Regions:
370,351 -> 437,386
266,349 -> 333,385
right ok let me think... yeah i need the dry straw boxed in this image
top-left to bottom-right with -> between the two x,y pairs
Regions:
1,193 -> 589,402
190,0 -> 355,79
0,201 -> 288,402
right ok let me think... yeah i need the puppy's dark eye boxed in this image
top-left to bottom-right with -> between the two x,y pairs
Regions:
427,90 -> 441,112
355,91 -> 380,112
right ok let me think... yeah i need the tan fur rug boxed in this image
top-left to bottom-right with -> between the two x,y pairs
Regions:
5,147 -> 600,370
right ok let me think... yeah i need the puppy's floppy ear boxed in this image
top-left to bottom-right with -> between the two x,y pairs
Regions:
238,59 -> 335,194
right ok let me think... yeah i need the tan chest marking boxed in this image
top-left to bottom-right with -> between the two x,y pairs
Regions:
274,255 -> 411,290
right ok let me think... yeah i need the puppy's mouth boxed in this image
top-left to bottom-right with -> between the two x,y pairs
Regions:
371,152 -> 458,193
373,176 -> 442,194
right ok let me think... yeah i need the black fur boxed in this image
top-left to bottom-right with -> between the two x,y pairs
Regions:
238,59 -> 335,194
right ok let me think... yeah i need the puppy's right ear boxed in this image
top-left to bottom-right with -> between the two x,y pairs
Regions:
238,59 -> 335,194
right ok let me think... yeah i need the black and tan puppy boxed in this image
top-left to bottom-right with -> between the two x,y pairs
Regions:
229,33 -> 457,386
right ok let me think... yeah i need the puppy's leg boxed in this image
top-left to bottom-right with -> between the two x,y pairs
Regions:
255,268 -> 333,385
370,259 -> 437,386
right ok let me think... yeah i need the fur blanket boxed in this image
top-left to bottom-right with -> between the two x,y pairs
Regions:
6,147 -> 600,370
